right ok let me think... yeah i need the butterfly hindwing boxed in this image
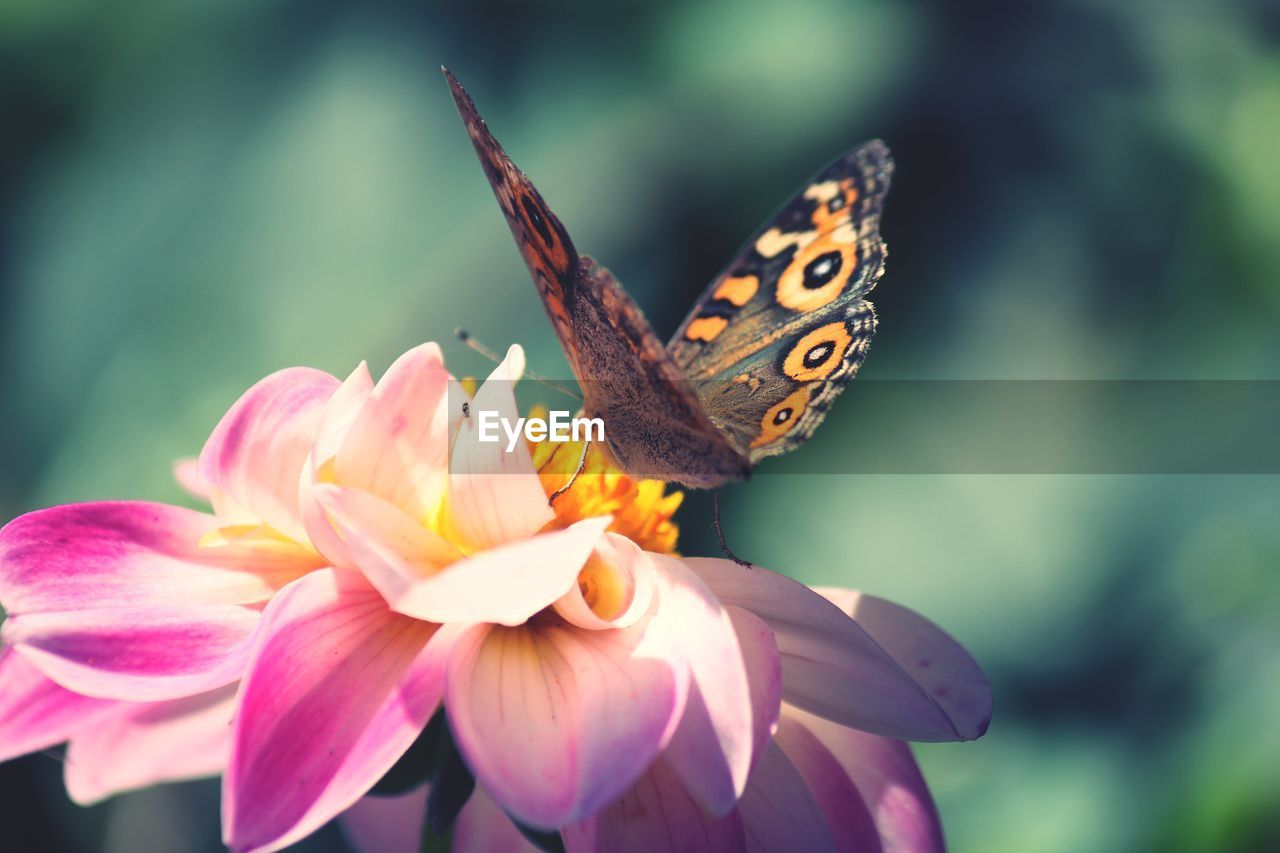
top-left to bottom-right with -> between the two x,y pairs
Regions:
668,142 -> 892,461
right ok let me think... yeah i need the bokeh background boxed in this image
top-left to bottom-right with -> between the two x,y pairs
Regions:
3,0 -> 1279,850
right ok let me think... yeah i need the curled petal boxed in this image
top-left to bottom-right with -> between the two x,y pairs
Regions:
563,758 -> 745,852
784,704 -> 944,853
334,344 -> 452,523
814,587 -> 991,741
652,555 -> 759,816
446,615 -> 687,829
319,482 -> 609,627
224,569 -> 442,852
65,684 -> 237,805
553,533 -> 654,630
446,345 -> 555,551
0,647 -> 118,764
200,367 -> 339,543
684,558 -> 971,742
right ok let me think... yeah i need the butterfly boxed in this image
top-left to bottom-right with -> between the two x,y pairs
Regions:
445,68 -> 892,490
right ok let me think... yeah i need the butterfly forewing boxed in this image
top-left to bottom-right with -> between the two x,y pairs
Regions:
444,68 -> 582,374
668,142 -> 893,461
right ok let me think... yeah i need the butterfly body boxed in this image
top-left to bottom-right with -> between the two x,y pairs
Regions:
445,69 -> 891,488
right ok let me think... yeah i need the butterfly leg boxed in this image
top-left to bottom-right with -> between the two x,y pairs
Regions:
714,490 -> 752,568
548,439 -> 591,506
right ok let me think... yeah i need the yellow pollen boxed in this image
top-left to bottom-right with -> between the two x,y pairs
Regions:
527,407 -> 683,555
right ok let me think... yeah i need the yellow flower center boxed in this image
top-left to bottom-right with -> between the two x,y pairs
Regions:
528,419 -> 683,556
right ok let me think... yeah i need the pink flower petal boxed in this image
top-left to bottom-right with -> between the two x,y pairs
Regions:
200,367 -> 340,544
651,555 -> 758,816
453,785 -> 544,853
563,758 -> 746,852
785,704 -> 944,853
814,587 -> 991,741
446,345 -> 555,551
4,605 -> 258,701
725,605 -> 784,773
736,740 -> 836,853
343,784 -> 540,853
552,534 -> 654,630
223,569 -> 442,853
334,344 -> 452,523
341,787 -> 427,853
446,615 -> 687,829
301,362 -> 375,568
318,482 -> 609,626
172,457 -> 212,501
0,501 -> 310,613
65,684 -> 237,805
772,714 -> 879,852
684,558 -> 968,742
0,647 -> 118,763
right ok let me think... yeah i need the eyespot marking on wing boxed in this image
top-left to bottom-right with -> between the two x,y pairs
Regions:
782,321 -> 854,382
751,386 -> 811,448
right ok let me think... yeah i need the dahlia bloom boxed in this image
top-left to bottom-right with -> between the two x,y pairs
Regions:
0,341 -> 991,852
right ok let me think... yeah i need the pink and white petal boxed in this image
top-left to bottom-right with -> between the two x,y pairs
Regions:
223,569 -> 440,853
173,457 -> 213,502
320,483 -> 608,626
259,629 -> 453,853
0,647 -> 119,763
446,345 -> 554,551
563,758 -> 745,853
785,704 -> 944,853
446,615 -> 687,829
737,740 -> 836,853
200,367 -> 340,543
814,587 -> 991,741
311,484 -> 463,601
726,605 -> 784,772
453,785 -> 544,853
772,714 -> 879,853
0,502 -> 308,614
334,344 -> 452,523
4,604 -> 258,701
301,362 -> 375,568
65,683 -> 238,805
391,517 -> 611,627
684,558 -> 962,742
651,555 -> 757,816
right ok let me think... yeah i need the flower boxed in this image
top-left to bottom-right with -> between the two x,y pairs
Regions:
0,365 -> 342,802
0,340 -> 992,853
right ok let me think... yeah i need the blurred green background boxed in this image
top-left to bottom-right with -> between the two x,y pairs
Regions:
2,0 -> 1278,850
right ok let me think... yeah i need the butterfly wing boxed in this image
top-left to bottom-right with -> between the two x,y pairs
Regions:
668,141 -> 892,462
446,69 -> 750,487
445,68 -> 582,375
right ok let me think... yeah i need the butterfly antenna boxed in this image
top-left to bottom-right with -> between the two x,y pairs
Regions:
714,490 -> 752,568
454,328 -> 583,402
